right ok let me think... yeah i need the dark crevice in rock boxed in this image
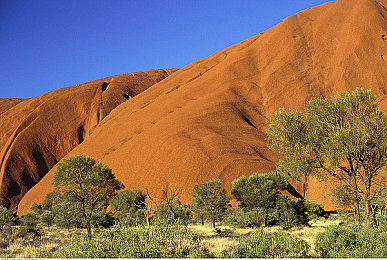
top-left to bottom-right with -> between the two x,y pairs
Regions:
102,82 -> 109,91
77,125 -> 85,143
242,114 -> 257,129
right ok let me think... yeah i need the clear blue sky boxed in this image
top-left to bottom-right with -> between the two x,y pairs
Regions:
0,1 -> 332,98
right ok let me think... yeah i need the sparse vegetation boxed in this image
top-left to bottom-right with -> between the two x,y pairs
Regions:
0,206 -> 17,247
191,179 -> 230,229
315,224 -> 387,258
3,89 -> 387,257
223,229 -> 310,258
48,220 -> 213,258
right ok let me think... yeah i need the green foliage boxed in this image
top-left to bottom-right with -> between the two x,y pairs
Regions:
303,199 -> 325,216
267,88 -> 387,226
231,172 -> 308,228
109,189 -> 146,226
232,172 -> 288,212
272,196 -> 309,229
192,179 -> 230,228
109,189 -> 145,215
222,208 -> 265,228
91,211 -> 115,228
374,214 -> 387,232
0,206 -> 17,230
116,210 -> 146,227
154,201 -> 192,224
51,195 -> 83,229
54,154 -> 124,236
19,212 -> 41,238
49,221 -> 213,258
224,229 -> 309,258
315,225 -> 387,258
0,206 -> 17,246
330,184 -> 354,208
40,210 -> 54,226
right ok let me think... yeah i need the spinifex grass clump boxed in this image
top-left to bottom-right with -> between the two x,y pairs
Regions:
48,220 -> 213,258
315,225 -> 387,258
223,229 -> 310,258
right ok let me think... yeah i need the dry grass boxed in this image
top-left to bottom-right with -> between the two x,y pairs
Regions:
0,225 -> 75,258
285,218 -> 343,256
189,218 -> 342,257
1,219 -> 342,258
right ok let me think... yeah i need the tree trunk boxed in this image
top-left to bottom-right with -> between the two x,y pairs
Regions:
144,211 -> 150,226
364,180 -> 372,228
354,199 -> 361,223
201,214 -> 204,226
351,174 -> 361,224
365,199 -> 370,228
86,218 -> 92,238
212,215 -> 216,229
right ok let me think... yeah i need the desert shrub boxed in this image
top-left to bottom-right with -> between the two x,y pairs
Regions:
224,229 -> 309,258
109,189 -> 145,218
40,210 -> 55,226
374,214 -> 387,232
91,211 -> 115,228
51,198 -> 83,229
116,210 -> 145,227
48,220 -> 213,258
192,179 -> 230,229
18,212 -> 41,238
308,213 -> 319,221
221,211 -> 250,228
214,227 -> 234,237
274,196 -> 309,229
315,225 -> 387,258
0,206 -> 17,247
232,172 -> 311,229
222,208 -> 265,228
154,201 -> 192,224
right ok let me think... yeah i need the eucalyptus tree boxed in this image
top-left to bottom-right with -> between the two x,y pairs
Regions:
54,154 -> 124,237
267,88 -> 387,227
192,179 -> 230,229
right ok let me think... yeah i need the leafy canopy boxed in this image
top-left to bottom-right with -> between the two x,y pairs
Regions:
232,171 -> 288,212
192,179 -> 230,228
267,88 -> 387,226
54,154 -> 124,236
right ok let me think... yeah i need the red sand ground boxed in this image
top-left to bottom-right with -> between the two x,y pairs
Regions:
16,0 -> 387,214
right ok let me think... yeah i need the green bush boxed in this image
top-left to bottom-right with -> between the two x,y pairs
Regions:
315,225 -> 387,258
221,210 -> 251,228
109,189 -> 145,218
52,199 -> 83,229
270,196 -> 309,229
0,206 -> 18,247
18,212 -> 41,238
40,210 -> 55,226
48,221 -> 213,258
91,211 -> 115,228
224,229 -> 309,258
153,201 -> 192,224
374,214 -> 387,232
222,208 -> 265,228
116,210 -> 145,227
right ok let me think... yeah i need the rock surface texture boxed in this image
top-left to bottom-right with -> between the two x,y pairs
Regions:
17,0 -> 387,214
0,69 -> 177,209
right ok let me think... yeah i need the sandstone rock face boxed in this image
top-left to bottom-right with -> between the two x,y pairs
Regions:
18,0 -> 387,214
0,69 -> 177,209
